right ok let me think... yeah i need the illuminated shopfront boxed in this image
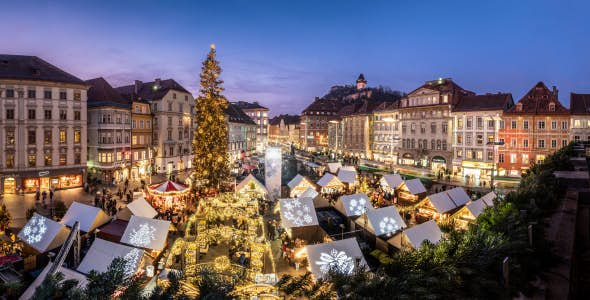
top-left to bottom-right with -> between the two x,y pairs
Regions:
431,156 -> 447,173
21,173 -> 83,193
400,153 -> 415,166
460,161 -> 494,180
3,178 -> 16,194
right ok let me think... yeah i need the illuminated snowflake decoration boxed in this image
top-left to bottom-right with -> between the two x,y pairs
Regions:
123,248 -> 143,276
316,248 -> 354,275
348,197 -> 368,216
128,223 -> 156,247
282,199 -> 313,227
379,217 -> 399,235
22,215 -> 48,244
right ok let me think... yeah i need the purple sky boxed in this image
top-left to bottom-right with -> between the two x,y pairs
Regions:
3,0 -> 590,116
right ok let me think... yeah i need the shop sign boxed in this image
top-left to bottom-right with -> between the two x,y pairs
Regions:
461,161 -> 493,169
39,171 -> 50,177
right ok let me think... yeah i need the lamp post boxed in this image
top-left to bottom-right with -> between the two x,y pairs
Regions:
486,141 -> 505,191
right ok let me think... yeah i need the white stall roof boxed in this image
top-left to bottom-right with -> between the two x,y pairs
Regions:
403,220 -> 442,249
121,216 -> 170,251
61,202 -> 110,232
427,192 -> 457,214
305,238 -> 367,279
19,264 -> 87,300
236,174 -> 268,194
317,173 -> 343,188
365,206 -> 407,236
126,197 -> 158,219
403,179 -> 427,195
380,174 -> 403,189
446,187 -> 470,207
465,200 -> 489,218
18,213 -> 70,253
340,165 -> 357,173
337,169 -> 356,184
287,174 -> 304,189
299,187 -> 319,199
77,238 -> 144,276
338,193 -> 373,217
326,162 -> 342,174
479,191 -> 497,206
279,198 -> 319,228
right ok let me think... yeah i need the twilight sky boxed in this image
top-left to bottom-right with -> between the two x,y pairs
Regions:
2,0 -> 589,116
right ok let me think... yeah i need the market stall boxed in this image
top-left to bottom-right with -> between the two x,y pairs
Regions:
19,263 -> 87,300
304,238 -> 368,280
337,169 -> 357,187
60,202 -> 110,233
379,174 -> 403,192
279,198 -> 322,243
236,174 -> 268,198
96,219 -> 129,243
355,206 -> 407,252
300,187 -> 329,208
445,187 -> 470,208
397,179 -> 427,205
387,220 -> 442,251
326,162 -> 342,174
148,180 -> 190,211
287,174 -> 316,198
416,191 -> 459,221
18,213 -> 70,253
126,197 -> 158,219
452,191 -> 496,229
316,173 -> 344,194
77,238 -> 146,276
120,216 -> 170,254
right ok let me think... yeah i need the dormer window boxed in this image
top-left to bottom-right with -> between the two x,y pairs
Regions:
549,102 -> 555,112
516,103 -> 522,112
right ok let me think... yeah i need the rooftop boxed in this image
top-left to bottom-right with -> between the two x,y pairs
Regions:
0,54 -> 86,86
232,101 -> 268,110
505,81 -> 569,115
453,93 -> 513,112
570,93 -> 590,115
116,79 -> 190,101
225,103 -> 256,125
86,77 -> 131,108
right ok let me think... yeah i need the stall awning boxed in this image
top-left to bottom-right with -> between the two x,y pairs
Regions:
149,180 -> 189,193
446,187 -> 470,207
380,174 -> 403,190
77,238 -> 144,276
425,191 -> 457,214
287,174 -> 309,190
402,179 -> 427,195
304,238 -> 367,279
299,187 -> 319,199
18,213 -> 70,253
279,198 -> 319,228
120,216 -> 170,251
60,202 -> 110,232
402,220 -> 442,249
479,191 -> 497,206
337,193 -> 373,217
126,197 -> 158,219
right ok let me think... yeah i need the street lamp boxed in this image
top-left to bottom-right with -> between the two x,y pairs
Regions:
486,141 -> 505,191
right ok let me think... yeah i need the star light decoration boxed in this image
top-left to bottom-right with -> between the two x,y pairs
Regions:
123,248 -> 143,276
22,215 -> 48,244
379,217 -> 399,235
316,248 -> 354,275
128,223 -> 156,247
348,197 -> 368,216
282,199 -> 313,227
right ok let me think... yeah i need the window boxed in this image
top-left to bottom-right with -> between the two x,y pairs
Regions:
45,153 -> 52,166
28,109 -> 36,120
549,103 -> 555,111
561,121 -> 568,129
476,151 -> 483,160
536,154 -> 545,164
132,120 -> 136,129
511,120 -> 517,129
523,120 -> 529,129
44,130 -> 52,144
538,139 -> 545,148
132,136 -> 137,145
551,139 -> 557,148
44,110 -> 52,120
487,151 -> 493,161
6,130 -> 15,145
476,117 -> 483,129
28,154 -> 36,167
476,134 -> 483,145
59,130 -> 66,144
510,153 -> 517,163
59,110 -> 67,120
487,134 -> 494,143
28,89 -> 36,99
59,91 -> 66,100
522,154 -> 529,164
466,134 -> 472,145
5,89 -> 14,98
538,121 -> 545,129
169,146 -> 174,156
74,130 -> 81,143
466,150 -> 473,159
167,130 -> 172,140
574,135 -> 581,142
28,130 -> 36,145
466,117 -> 473,129
442,123 -> 448,133
431,122 -> 436,133
74,111 -> 81,120
59,153 -> 67,166
168,117 -> 172,126
499,153 -> 505,163
456,149 -> 462,158
551,121 -> 557,129
74,91 -> 81,101
173,93 -> 177,99
499,120 -> 505,129
523,139 -> 528,148
574,120 -> 581,128
6,109 -> 14,120
146,120 -> 151,129
74,152 -> 81,164
168,102 -> 173,111
487,120 -> 495,129
562,139 -> 568,147
457,118 -> 463,129
5,154 -> 14,168
140,120 -> 144,129
45,90 -> 53,99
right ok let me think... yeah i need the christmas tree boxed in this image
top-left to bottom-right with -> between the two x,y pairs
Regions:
192,44 -> 230,190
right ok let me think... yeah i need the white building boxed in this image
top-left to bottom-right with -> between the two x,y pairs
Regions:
233,101 -> 269,153
570,93 -> 590,143
372,102 -> 401,163
225,103 -> 257,161
0,55 -> 89,194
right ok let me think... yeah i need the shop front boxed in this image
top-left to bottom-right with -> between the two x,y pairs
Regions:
19,168 -> 85,193
400,153 -> 415,166
3,177 -> 16,194
431,156 -> 447,174
460,161 -> 493,181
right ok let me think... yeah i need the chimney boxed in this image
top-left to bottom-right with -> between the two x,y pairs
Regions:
552,86 -> 558,99
134,80 -> 143,94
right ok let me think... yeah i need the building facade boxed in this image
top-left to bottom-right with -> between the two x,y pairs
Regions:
233,101 -> 269,153
570,93 -> 590,143
372,102 -> 401,163
86,78 -> 131,184
117,79 -> 194,175
451,93 -> 513,183
131,99 -> 153,180
300,98 -> 340,151
340,100 -> 382,158
269,114 -> 300,147
498,82 -> 570,176
398,78 -> 473,172
225,103 -> 257,161
0,55 -> 89,194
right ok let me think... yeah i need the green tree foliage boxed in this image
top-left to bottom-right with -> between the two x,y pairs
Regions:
277,272 -> 336,300
193,267 -> 236,300
0,204 -> 11,230
192,45 -> 230,190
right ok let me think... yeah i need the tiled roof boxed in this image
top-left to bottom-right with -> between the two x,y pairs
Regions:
86,77 -> 130,108
570,93 -> 590,115
408,78 -> 473,96
225,103 -> 256,125
339,100 -> 383,116
116,79 -> 190,101
302,98 -> 341,114
373,101 -> 400,112
269,114 -> 300,126
232,101 -> 268,110
453,93 -> 513,112
505,82 -> 569,114
0,54 -> 86,85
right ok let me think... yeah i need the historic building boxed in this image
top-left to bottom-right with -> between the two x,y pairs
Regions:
340,100 -> 382,158
0,55 -> 89,194
86,78 -> 132,184
327,115 -> 342,154
300,98 -> 340,151
451,93 -> 513,183
233,101 -> 269,153
371,101 -> 401,163
498,82 -> 570,177
117,79 -> 194,175
570,93 -> 590,143
398,78 -> 473,172
130,99 -> 153,180
225,103 -> 257,161
269,114 -> 300,147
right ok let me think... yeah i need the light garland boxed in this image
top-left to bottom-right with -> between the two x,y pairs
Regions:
22,215 -> 48,244
128,222 -> 157,247
123,248 -> 143,276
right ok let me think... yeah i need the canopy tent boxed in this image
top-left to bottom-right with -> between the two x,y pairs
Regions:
422,191 -> 457,214
120,216 -> 170,251
446,187 -> 470,207
60,202 -> 110,232
77,238 -> 144,276
479,191 -> 497,206
400,220 -> 442,249
401,179 -> 427,195
316,173 -> 344,191
287,174 -> 316,198
337,169 -> 357,185
148,180 -> 189,194
336,193 -> 373,217
380,174 -> 403,190
18,213 -> 70,253
279,198 -> 319,228
357,206 -> 407,237
304,238 -> 368,279
19,264 -> 87,300
126,197 -> 158,219
236,174 -> 268,195
326,162 -> 342,174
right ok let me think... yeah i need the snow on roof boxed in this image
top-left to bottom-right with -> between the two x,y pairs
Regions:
326,162 -> 342,173
479,191 -> 497,206
236,174 -> 268,194
77,238 -> 144,276
365,206 -> 407,236
299,187 -> 319,199
287,174 -> 305,189
279,198 -> 319,228
465,199 -> 489,218
426,191 -> 457,214
305,238 -> 367,279
317,173 -> 343,188
380,174 -> 403,189
337,169 -> 356,184
120,216 -> 170,251
60,202 -> 110,232
126,197 -> 158,219
18,213 -> 71,253
337,193 -> 373,217
446,187 -> 470,207
19,264 -> 87,300
402,179 -> 427,195
403,220 -> 443,249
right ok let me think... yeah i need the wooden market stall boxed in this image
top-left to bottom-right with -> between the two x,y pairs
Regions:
304,238 -> 368,280
415,191 -> 458,222
77,238 -> 146,276
287,174 -> 316,198
18,213 -> 70,254
354,206 -> 407,253
452,191 -> 496,229
316,173 -> 344,194
279,198 -> 323,243
120,215 -> 170,257
236,174 -> 268,198
60,202 -> 111,233
387,220 -> 442,251
397,179 -> 427,205
379,174 -> 403,192
337,169 -> 357,188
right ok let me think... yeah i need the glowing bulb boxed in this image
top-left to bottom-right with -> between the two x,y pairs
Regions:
210,43 -> 216,50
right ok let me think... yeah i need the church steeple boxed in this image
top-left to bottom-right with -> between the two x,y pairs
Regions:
356,73 -> 367,90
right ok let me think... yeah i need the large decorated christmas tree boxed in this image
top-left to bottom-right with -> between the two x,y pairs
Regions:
192,44 -> 230,190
